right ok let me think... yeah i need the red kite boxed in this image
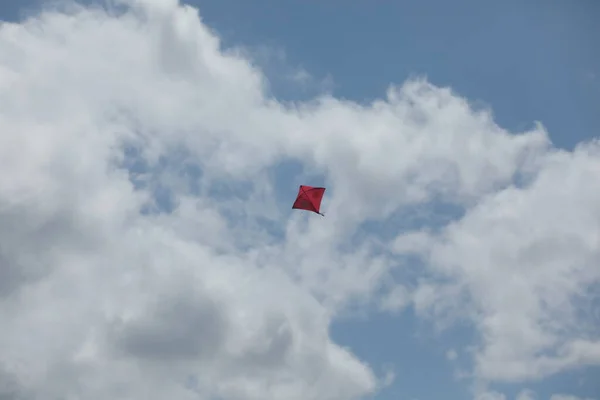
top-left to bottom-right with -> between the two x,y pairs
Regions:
292,185 -> 326,216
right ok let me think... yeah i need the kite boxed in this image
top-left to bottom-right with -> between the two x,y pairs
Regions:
292,185 -> 326,216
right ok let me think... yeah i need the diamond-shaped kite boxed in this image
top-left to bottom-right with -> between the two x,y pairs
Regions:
292,185 -> 326,216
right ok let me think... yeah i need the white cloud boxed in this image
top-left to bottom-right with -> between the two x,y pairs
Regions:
0,0 -> 598,399
409,143 -> 600,382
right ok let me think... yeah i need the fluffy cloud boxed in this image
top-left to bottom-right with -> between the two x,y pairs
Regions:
0,0 -> 598,399
403,142 -> 600,382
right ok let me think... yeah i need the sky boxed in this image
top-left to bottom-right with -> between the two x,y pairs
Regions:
0,0 -> 598,400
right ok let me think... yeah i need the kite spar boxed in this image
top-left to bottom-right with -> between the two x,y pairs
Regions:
292,185 -> 326,216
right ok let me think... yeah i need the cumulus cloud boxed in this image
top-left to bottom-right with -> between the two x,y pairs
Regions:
0,0 -> 599,399
407,142 -> 600,381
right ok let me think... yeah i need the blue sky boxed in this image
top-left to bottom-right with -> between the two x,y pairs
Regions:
190,0 -> 599,150
1,1 -> 599,399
